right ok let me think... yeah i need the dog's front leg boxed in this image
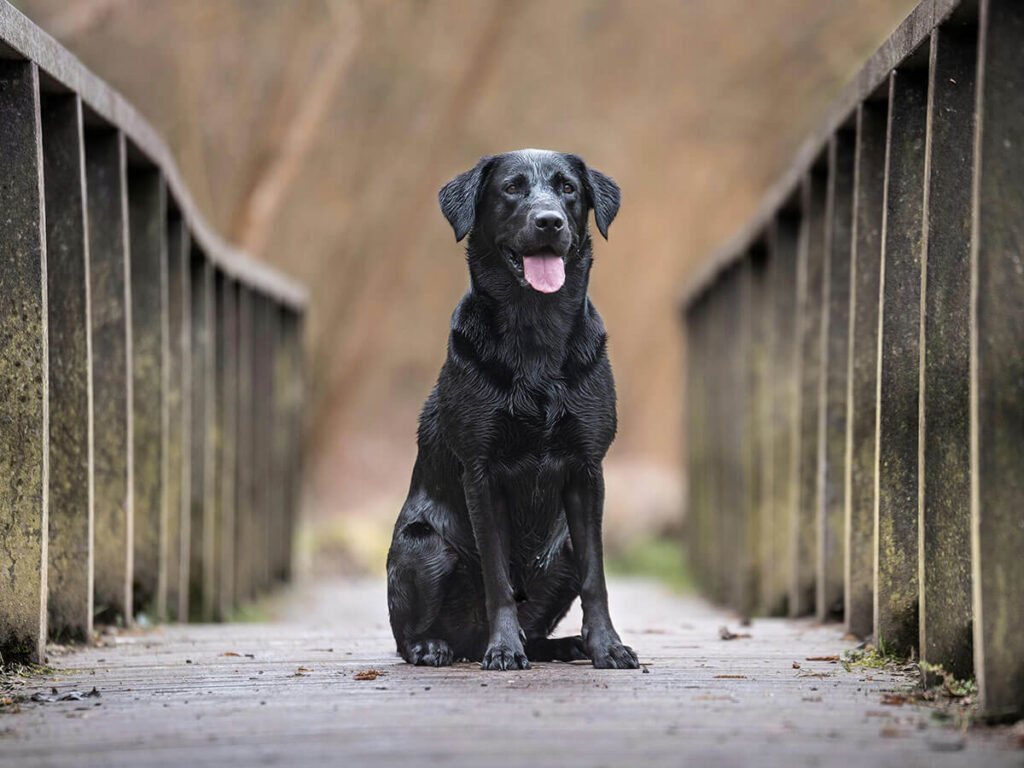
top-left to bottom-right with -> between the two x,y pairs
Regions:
462,466 -> 529,670
565,466 -> 639,669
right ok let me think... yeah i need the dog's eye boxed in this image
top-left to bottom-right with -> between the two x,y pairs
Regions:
562,182 -> 575,194
504,183 -> 518,195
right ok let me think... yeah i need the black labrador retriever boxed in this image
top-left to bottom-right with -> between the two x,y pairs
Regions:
386,149 -> 638,671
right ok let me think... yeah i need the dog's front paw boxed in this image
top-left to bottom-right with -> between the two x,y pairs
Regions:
482,642 -> 530,671
408,638 -> 454,667
589,640 -> 639,669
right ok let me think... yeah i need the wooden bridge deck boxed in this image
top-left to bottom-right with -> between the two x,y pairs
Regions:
1,578 -> 1018,767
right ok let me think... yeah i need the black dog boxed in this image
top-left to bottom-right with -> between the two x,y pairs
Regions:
386,149 -> 638,671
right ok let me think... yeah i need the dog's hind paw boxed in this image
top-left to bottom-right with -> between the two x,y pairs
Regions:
408,639 -> 454,667
590,641 -> 639,670
482,642 -> 530,671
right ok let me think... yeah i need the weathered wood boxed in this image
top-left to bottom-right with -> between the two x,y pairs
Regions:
5,578 -> 1014,767
818,130 -> 855,622
128,165 -> 168,618
876,59 -> 929,657
252,295 -> 274,594
791,167 -> 827,617
234,288 -> 255,604
216,275 -> 239,618
41,92 -> 93,642
844,98 -> 888,640
165,214 -> 190,622
86,128 -> 133,627
0,1 -> 307,312
188,251 -> 210,619
971,0 -> 1024,721
767,212 -> 800,617
0,60 -> 48,663
919,16 -> 976,681
749,241 -> 774,616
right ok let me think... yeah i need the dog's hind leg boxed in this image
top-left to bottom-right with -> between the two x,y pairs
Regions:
386,518 -> 458,666
525,635 -> 588,662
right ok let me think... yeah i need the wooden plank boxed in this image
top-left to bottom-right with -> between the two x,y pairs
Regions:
750,241 -> 774,616
234,288 -> 255,604
818,130 -> 856,622
767,212 -> 801,616
216,276 -> 239,618
844,98 -> 888,640
187,250 -> 210,619
970,0 -> 1024,721
875,58 -> 929,657
4,578 -> 1014,766
86,128 -> 133,627
41,92 -> 93,642
165,214 -> 190,622
127,166 -> 167,618
0,60 -> 48,662
919,14 -> 977,682
791,167 -> 827,617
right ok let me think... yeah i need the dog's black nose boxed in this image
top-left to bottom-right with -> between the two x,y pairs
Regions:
533,211 -> 565,231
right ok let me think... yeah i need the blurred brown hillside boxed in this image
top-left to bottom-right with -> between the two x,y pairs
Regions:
14,0 -> 917,564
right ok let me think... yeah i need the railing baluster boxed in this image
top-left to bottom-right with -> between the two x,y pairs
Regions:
876,54 -> 929,657
919,12 -> 977,681
127,164 -> 167,619
41,91 -> 93,642
216,275 -> 239,618
769,210 -> 801,617
234,288 -> 255,603
818,129 -> 856,622
187,250 -> 209,619
0,60 -> 48,663
86,128 -> 133,627
792,166 -> 827,617
165,213 -> 190,622
749,242 -> 772,616
845,96 -> 888,640
971,0 -> 1024,721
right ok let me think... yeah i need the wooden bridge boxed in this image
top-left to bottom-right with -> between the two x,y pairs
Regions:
684,0 -> 1023,724
1,0 -> 1023,764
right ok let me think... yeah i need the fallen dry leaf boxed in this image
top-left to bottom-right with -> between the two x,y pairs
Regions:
881,693 -> 908,706
354,669 -> 383,681
718,626 -> 751,641
714,674 -> 747,679
792,662 -> 801,669
805,655 -> 839,662
220,652 -> 241,657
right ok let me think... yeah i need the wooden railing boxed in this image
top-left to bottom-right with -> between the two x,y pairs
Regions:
0,2 -> 307,662
682,0 -> 1022,721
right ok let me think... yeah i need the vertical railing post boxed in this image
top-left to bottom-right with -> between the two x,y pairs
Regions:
792,166 -> 827,616
187,250 -> 207,619
234,288 -> 255,604
875,55 -> 929,657
845,96 -> 888,640
970,0 -> 1024,721
818,130 -> 855,621
41,91 -> 93,642
768,210 -> 800,616
86,128 -> 133,627
165,214 -> 190,622
216,275 -> 239,618
919,14 -> 977,681
0,60 -> 48,662
127,164 -> 168,619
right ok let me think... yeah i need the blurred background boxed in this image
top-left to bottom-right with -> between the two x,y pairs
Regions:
13,0 -> 917,586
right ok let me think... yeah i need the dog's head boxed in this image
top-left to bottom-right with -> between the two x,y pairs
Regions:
439,149 -> 620,294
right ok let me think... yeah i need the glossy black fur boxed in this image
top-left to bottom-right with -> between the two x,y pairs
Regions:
386,149 -> 639,671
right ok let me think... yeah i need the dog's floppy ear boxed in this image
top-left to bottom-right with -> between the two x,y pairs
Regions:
438,155 -> 496,242
567,154 -> 621,239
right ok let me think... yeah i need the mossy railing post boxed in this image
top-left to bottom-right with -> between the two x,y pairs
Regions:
0,59 -> 48,663
683,0 -> 1024,721
0,0 -> 307,662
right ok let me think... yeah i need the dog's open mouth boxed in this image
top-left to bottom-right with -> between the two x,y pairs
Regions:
510,250 -> 565,293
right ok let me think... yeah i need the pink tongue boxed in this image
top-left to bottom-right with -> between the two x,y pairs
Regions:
522,255 -> 565,293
